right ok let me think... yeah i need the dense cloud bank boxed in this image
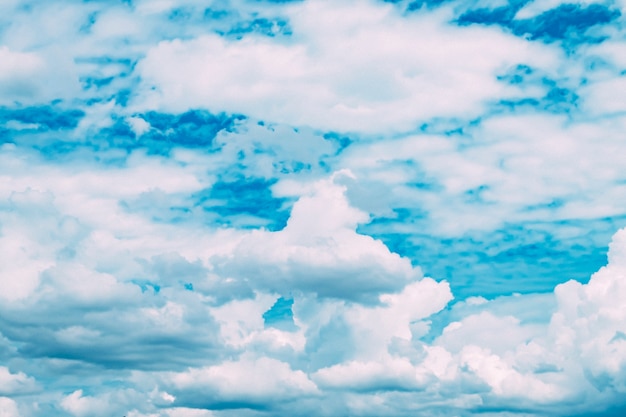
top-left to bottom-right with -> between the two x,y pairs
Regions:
1,166 -> 626,416
2,0 -> 626,415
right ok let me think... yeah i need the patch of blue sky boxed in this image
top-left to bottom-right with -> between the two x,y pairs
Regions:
197,176 -> 292,231
494,88 -> 579,114
203,7 -> 230,21
141,110 -> 243,146
167,6 -> 195,23
458,2 -> 621,47
363,207 -> 428,232
0,106 -> 91,159
131,279 -> 161,294
90,110 -> 244,156
199,4 -> 295,39
74,56 -> 135,68
359,215 -> 624,299
78,10 -> 98,34
75,57 -> 136,95
223,17 -> 292,38
415,116 -> 482,139
407,0 -> 451,11
422,291 -> 558,344
254,0 -> 303,3
456,0 -> 530,26
321,131 -> 355,155
573,404 -> 626,417
493,65 -> 580,114
80,75 -> 117,90
263,296 -> 297,331
0,105 -> 84,132
513,3 -> 620,43
496,63 -> 535,85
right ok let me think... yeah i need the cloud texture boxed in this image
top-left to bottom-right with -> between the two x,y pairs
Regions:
1,0 -> 626,415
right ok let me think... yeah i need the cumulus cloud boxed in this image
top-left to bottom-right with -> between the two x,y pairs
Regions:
1,0 -> 626,415
211,171 -> 423,301
163,355 -> 319,409
0,367 -> 36,396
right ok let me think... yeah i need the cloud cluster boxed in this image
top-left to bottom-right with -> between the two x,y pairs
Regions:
2,152 -> 626,415
2,0 -> 626,415
134,0 -> 561,133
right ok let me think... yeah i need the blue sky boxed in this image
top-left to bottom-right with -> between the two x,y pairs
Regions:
1,0 -> 626,415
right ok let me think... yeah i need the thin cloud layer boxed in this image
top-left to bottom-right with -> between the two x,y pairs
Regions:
1,0 -> 626,415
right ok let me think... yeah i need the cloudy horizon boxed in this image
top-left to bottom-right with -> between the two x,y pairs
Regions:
1,0 -> 626,416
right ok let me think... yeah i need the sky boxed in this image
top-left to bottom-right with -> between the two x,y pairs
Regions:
1,0 -> 626,416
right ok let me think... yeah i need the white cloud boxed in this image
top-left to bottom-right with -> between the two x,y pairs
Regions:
546,227 -> 626,394
39,264 -> 142,306
0,46 -> 44,101
134,0 -> 560,133
404,225 -> 626,412
127,116 -> 151,136
344,278 -> 453,358
581,76 -> 626,115
435,312 -> 540,355
210,292 -> 278,347
0,397 -> 21,417
0,367 -> 36,396
458,345 -> 565,402
61,390 -> 108,417
1,0 -> 626,415
60,388 -> 152,417
212,171 -> 422,301
313,357 -> 418,391
162,409 -> 214,417
338,110 -> 626,237
164,355 -> 319,407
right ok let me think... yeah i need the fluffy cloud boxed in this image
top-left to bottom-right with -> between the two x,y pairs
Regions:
0,397 -> 21,417
0,367 -> 36,396
1,0 -> 626,415
1,150 -> 626,415
340,110 -> 626,239
212,172 -> 423,301
162,355 -> 319,409
134,0 -> 560,132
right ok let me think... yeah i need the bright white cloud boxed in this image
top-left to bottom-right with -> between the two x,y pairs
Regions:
0,397 -> 21,417
164,355 -> 319,408
0,0 -> 626,415
339,110 -> 626,237
212,171 -> 422,301
134,0 -> 560,132
0,46 -> 44,101
0,367 -> 36,396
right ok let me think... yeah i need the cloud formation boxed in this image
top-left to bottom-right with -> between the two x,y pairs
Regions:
135,0 -> 561,132
1,0 -> 626,415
